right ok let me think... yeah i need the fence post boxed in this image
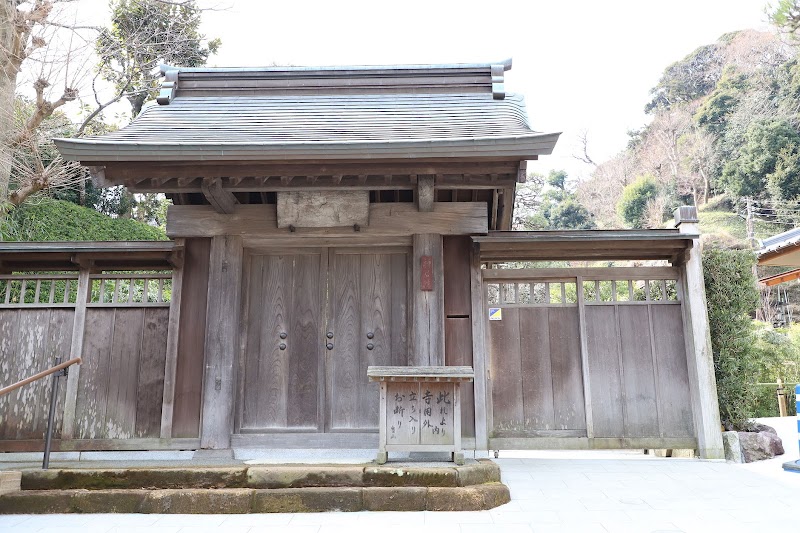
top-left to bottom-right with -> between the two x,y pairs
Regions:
777,379 -> 788,417
61,265 -> 91,439
796,384 -> 800,457
675,206 -> 725,459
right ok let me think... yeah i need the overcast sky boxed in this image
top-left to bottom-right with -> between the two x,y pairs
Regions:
78,0 -> 773,180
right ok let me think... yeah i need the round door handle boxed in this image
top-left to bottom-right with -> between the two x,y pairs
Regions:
326,332 -> 334,339
366,332 -> 374,339
326,342 -> 334,350
366,342 -> 374,350
279,343 -> 287,350
279,332 -> 287,339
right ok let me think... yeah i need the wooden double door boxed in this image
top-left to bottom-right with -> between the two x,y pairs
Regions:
236,247 -> 409,435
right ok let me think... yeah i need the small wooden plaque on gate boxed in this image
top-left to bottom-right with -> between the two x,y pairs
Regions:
420,256 -> 433,291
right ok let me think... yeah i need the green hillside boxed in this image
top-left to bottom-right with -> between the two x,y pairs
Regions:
696,196 -> 789,246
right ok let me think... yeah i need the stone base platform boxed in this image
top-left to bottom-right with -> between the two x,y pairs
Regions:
0,460 -> 508,513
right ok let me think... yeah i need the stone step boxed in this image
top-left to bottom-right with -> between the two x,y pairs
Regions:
0,484 -> 510,513
20,461 -> 501,490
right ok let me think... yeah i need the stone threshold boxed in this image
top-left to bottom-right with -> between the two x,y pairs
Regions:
0,485 -> 510,513
0,460 -> 509,513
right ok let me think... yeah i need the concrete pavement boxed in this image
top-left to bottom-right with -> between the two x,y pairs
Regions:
1,416 -> 798,532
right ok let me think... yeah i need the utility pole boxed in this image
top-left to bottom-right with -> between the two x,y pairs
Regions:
745,197 -> 765,321
746,197 -> 756,249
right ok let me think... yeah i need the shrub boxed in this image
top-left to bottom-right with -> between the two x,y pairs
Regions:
702,246 -> 760,430
1,198 -> 166,241
617,175 -> 659,228
752,382 -> 797,417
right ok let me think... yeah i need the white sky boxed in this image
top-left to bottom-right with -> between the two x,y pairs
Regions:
72,0 -> 772,180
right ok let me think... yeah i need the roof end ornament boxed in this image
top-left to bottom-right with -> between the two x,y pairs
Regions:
157,65 -> 180,105
491,59 -> 511,100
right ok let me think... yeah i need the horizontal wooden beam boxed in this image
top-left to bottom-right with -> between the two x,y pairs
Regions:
476,229 -> 695,242
0,438 -> 201,452
124,173 -> 517,193
101,161 -> 520,181
488,437 -> 697,451
482,266 -> 680,281
478,239 -> 692,262
481,252 -> 684,262
167,203 -> 488,238
243,235 -> 411,248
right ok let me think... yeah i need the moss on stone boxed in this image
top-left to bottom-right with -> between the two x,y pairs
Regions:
363,467 -> 459,487
252,487 -> 362,512
362,487 -> 428,511
247,466 -> 364,489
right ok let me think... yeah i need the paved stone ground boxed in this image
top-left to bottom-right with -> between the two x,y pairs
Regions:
1,417 -> 798,533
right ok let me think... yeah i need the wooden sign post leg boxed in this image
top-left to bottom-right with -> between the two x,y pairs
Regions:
454,382 -> 464,465
378,382 -> 388,464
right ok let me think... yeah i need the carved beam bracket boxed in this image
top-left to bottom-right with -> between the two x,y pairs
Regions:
201,178 -> 238,214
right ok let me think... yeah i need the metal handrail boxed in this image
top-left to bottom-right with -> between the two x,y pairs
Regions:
0,357 -> 81,397
0,356 -> 81,469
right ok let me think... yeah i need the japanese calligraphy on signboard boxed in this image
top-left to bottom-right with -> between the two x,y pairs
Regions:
387,382 -> 455,446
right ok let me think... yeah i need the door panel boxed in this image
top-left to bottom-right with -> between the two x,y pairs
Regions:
239,252 -> 322,431
328,253 -> 360,430
328,250 -> 408,431
239,247 -> 408,435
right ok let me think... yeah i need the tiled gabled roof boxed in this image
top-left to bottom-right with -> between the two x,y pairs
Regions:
54,61 -> 560,162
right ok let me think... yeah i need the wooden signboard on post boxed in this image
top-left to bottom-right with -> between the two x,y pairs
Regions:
368,366 -> 474,464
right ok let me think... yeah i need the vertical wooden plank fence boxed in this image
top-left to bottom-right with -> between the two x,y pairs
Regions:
0,265 -> 187,451
484,267 -> 697,451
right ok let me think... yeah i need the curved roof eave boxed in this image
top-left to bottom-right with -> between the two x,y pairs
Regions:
53,132 -> 561,162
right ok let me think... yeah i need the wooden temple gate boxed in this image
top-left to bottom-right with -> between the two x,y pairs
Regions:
0,61 -> 726,459
484,267 -> 695,451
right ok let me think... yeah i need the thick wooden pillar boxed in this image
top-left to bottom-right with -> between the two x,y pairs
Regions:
469,241 -> 489,451
412,233 -> 445,366
675,206 -> 724,459
200,235 -> 243,449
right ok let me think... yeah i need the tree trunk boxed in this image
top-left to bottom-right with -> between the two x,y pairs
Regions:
0,1 -> 18,202
700,169 -> 710,205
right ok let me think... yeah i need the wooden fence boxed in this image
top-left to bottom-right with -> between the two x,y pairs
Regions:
485,267 -> 696,450
0,271 -> 176,450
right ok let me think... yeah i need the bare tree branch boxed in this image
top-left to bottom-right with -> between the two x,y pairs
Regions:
11,77 -> 77,145
77,85 -> 129,135
573,129 -> 596,167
